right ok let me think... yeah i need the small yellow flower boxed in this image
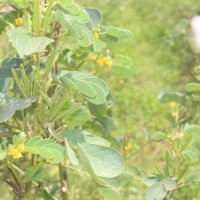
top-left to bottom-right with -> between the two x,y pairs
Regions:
90,55 -> 97,61
124,144 -> 132,152
103,57 -> 112,67
94,32 -> 100,39
96,57 -> 112,67
96,58 -> 104,65
16,144 -> 25,152
15,18 -> 23,26
8,147 -> 22,159
0,5 -> 2,11
169,101 -> 177,108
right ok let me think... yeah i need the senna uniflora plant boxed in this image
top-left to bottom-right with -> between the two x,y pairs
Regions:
0,0 -> 133,199
140,64 -> 200,199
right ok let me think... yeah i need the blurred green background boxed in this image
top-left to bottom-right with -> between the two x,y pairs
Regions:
1,0 -> 200,199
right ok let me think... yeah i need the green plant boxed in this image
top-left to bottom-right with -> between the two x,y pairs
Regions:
0,0 -> 133,199
142,56 -> 200,200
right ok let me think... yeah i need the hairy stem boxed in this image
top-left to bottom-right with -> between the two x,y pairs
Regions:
59,165 -> 70,200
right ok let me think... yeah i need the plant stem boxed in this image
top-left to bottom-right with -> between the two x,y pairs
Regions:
59,165 -> 70,200
31,154 -> 36,166
6,159 -> 25,192
177,164 -> 189,183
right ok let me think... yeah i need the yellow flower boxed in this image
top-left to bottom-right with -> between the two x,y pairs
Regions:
96,58 -> 104,65
0,5 -> 2,11
8,147 -> 22,159
96,57 -> 112,67
124,144 -> 132,152
169,101 -> 176,108
90,55 -> 97,61
103,57 -> 112,67
16,144 -> 25,152
94,32 -> 100,39
15,18 -> 23,26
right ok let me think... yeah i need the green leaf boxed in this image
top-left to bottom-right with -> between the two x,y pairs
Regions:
184,124 -> 200,134
88,102 -> 107,118
50,101 -> 91,126
146,183 -> 167,200
0,11 -> 18,27
0,19 -> 7,34
73,78 -> 96,98
0,94 -> 36,123
94,39 -> 106,52
128,166 -> 143,179
71,6 -> 90,24
7,28 -> 54,58
0,78 -> 10,93
98,187 -> 120,200
151,131 -> 168,141
0,0 -> 29,8
25,137 -> 66,164
1,57 -> 22,69
85,8 -> 102,27
0,104 -> 15,123
65,139 -> 79,165
0,68 -> 13,79
181,149 -> 198,162
60,1 -> 90,24
112,55 -> 133,77
12,132 -> 26,146
75,27 -> 94,47
186,83 -> 200,92
41,189 -> 57,200
61,129 -> 110,147
26,136 -> 41,146
93,116 -> 117,136
47,128 -> 62,140
44,145 -> 65,164
0,150 -> 6,160
194,65 -> 200,74
26,164 -> 45,182
54,70 -> 109,104
106,26 -> 133,43
101,172 -> 133,189
101,34 -> 119,45
0,59 -> 16,91
144,174 -> 162,187
158,90 -> 186,104
163,179 -> 176,191
55,10 -> 94,47
186,172 -> 200,183
78,143 -> 124,178
60,0 -> 74,7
